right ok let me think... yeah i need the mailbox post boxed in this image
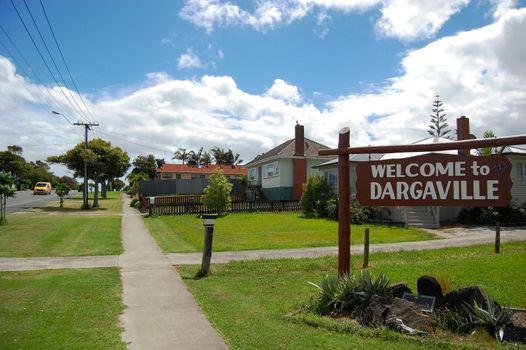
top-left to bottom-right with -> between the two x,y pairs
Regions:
148,197 -> 155,216
197,214 -> 217,277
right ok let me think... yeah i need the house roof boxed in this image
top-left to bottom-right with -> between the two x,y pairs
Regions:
245,137 -> 332,167
158,164 -> 247,175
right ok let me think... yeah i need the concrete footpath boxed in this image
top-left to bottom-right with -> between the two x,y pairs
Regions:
119,196 -> 228,350
166,226 -> 526,265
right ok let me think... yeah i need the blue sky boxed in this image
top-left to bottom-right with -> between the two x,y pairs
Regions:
0,0 -> 525,176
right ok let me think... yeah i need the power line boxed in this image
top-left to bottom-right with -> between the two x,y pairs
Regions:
9,0 -> 88,123
99,129 -> 174,154
38,0 -> 96,124
20,0 -> 92,124
0,25 -> 76,121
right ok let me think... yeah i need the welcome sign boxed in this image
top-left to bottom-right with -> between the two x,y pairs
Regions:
356,155 -> 512,206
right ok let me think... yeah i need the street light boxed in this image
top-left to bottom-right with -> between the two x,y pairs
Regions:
197,214 -> 218,277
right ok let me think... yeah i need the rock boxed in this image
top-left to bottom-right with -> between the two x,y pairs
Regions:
385,317 -> 427,336
385,297 -> 436,332
389,283 -> 412,299
444,290 -> 463,312
458,286 -> 485,307
504,324 -> 526,345
417,275 -> 444,308
417,275 -> 443,298
368,295 -> 391,325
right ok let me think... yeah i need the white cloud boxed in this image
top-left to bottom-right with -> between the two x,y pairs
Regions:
376,0 -> 470,40
218,48 -> 224,59
327,7 -> 526,145
265,79 -> 302,103
177,48 -> 203,70
179,0 -> 479,41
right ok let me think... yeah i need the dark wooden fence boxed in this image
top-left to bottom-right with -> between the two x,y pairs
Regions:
139,178 -> 246,197
144,194 -> 301,216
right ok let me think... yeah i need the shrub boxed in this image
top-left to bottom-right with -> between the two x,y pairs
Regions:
55,183 -> 71,207
458,203 -> 526,226
130,198 -> 140,208
301,175 -> 333,218
202,169 -> 233,213
349,200 -> 384,224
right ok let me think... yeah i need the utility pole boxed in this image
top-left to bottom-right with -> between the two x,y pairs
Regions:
74,121 -> 99,209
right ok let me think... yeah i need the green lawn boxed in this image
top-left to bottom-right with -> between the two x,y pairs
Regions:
43,191 -> 123,214
144,212 -> 437,253
0,268 -> 125,350
0,215 -> 123,257
0,191 -> 123,257
178,241 -> 526,350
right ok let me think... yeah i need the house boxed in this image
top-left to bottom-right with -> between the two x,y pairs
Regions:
314,132 -> 526,228
156,164 -> 247,180
245,123 -> 333,200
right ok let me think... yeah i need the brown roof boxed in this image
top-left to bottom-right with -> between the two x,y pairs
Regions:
245,138 -> 332,166
158,164 -> 247,175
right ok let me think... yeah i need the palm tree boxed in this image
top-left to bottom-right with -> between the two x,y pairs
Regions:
172,148 -> 189,165
211,147 -> 227,165
428,95 -> 452,139
478,130 -> 505,156
200,151 -> 212,167
187,147 -> 203,168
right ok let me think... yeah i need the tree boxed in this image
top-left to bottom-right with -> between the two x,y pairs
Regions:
428,95 -> 452,139
187,147 -> 203,168
111,178 -> 126,191
211,147 -> 242,167
48,139 -> 130,208
202,169 -> 233,213
478,130 -> 505,156
55,183 -> 70,208
173,148 -> 189,164
126,172 -> 149,195
131,154 -> 164,180
200,151 -> 212,166
56,175 -> 77,190
0,172 -> 16,224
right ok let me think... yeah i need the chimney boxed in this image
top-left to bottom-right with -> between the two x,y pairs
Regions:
456,116 -> 470,156
295,123 -> 304,156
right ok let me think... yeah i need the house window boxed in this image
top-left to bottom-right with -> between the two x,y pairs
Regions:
161,173 -> 172,180
517,162 -> 524,184
263,162 -> 279,178
327,172 -> 337,187
248,168 -> 257,181
176,174 -> 181,179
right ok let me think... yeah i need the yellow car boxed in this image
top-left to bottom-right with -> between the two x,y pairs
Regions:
33,182 -> 52,195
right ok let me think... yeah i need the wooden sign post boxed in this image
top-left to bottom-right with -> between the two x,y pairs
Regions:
320,122 -> 526,278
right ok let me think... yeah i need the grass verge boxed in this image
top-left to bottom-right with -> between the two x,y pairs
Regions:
0,215 -> 123,257
178,241 -> 526,349
42,191 -> 123,214
0,268 -> 125,350
145,212 -> 436,253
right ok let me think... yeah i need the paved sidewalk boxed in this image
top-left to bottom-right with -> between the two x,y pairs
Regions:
0,255 -> 118,271
166,226 -> 526,265
119,195 -> 228,350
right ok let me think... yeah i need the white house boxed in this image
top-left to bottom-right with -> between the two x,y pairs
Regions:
245,123 -> 333,201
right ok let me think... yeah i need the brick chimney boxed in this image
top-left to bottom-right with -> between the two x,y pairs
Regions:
294,122 -> 305,156
456,116 -> 470,155
293,123 -> 307,200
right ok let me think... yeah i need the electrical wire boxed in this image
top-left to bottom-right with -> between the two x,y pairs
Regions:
0,26 -> 75,124
39,0 -> 96,124
9,0 -> 87,123
20,0 -> 92,124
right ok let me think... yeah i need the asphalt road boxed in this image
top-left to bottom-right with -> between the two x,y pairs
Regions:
4,190 -> 79,214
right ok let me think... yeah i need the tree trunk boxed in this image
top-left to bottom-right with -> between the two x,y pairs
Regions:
93,180 -> 100,208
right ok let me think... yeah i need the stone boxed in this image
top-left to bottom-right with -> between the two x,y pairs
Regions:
417,275 -> 444,308
368,295 -> 391,325
389,283 -> 412,299
385,297 -> 436,332
417,275 -> 443,298
458,286 -> 485,307
444,290 -> 463,312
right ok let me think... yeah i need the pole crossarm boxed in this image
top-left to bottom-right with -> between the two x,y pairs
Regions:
319,135 -> 526,156
73,122 -> 99,127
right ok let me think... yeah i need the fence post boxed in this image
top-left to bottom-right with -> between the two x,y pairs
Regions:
363,228 -> 369,268
495,221 -> 501,254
